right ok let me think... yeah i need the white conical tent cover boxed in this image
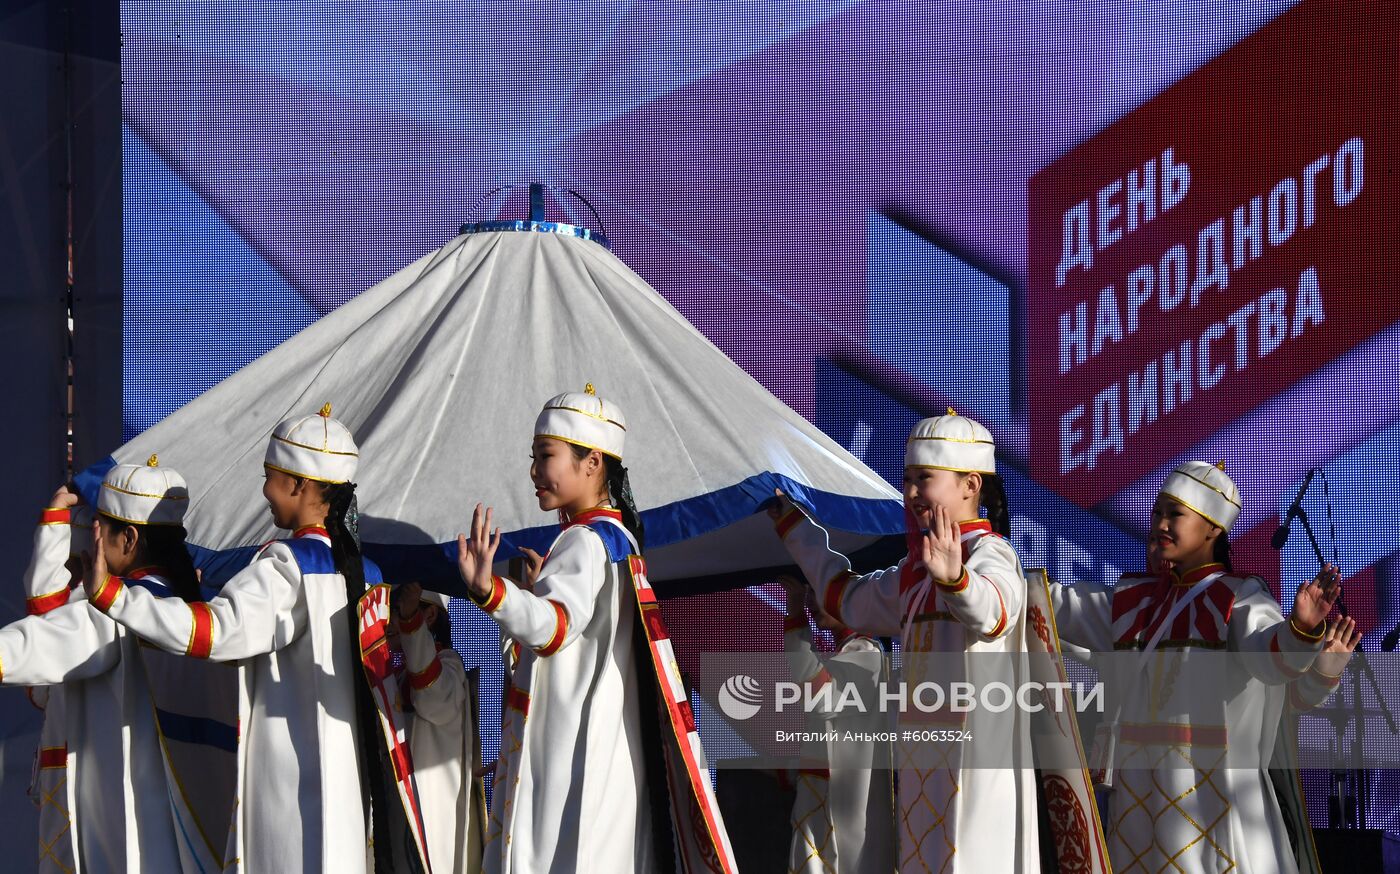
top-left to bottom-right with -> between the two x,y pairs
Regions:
92,230 -> 902,589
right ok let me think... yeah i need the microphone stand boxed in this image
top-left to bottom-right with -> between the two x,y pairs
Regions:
1289,502 -> 1397,830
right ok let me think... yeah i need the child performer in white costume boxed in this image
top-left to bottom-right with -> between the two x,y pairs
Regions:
458,384 -> 737,874
21,484 -> 89,874
0,459 -> 210,872
769,408 -> 1040,872
86,405 -> 397,873
393,582 -> 485,874
1049,460 -> 1341,873
777,575 -> 894,874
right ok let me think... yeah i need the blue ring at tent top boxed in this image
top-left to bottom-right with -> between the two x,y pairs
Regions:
458,219 -> 612,250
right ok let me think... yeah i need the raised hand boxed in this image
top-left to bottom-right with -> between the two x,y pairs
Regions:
921,505 -> 963,583
1291,563 -> 1343,633
397,581 -> 423,620
777,573 -> 807,616
1314,615 -> 1363,678
49,483 -> 81,510
767,488 -> 795,521
519,547 -> 545,592
83,527 -> 108,599
456,503 -> 502,599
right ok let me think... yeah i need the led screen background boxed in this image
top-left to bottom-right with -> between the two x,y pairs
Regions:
120,0 -> 1399,830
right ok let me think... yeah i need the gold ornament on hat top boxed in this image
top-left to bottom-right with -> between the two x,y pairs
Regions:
947,407 -> 957,416
147,454 -> 159,467
1215,460 -> 1226,471
319,403 -> 333,418
584,383 -> 596,396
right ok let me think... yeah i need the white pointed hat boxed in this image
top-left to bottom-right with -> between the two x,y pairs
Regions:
98,454 -> 189,527
904,408 -> 997,474
264,403 -> 360,484
1159,460 -> 1241,531
534,383 -> 627,460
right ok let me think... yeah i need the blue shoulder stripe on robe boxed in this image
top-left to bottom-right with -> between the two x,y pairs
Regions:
579,519 -> 636,565
281,536 -> 383,584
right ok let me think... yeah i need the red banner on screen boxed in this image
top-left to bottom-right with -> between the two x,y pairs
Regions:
1027,0 -> 1398,507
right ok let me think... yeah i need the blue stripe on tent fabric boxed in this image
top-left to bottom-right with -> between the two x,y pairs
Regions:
180,471 -> 903,596
188,542 -> 383,590
74,456 -> 119,506
189,545 -> 261,590
155,707 -> 239,753
363,471 -> 901,596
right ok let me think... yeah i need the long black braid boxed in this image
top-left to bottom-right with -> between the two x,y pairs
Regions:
568,444 -> 646,551
604,456 -> 646,552
1213,532 -> 1235,573
322,481 -> 395,872
978,473 -> 1012,538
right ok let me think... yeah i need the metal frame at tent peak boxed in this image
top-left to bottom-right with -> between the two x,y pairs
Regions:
459,182 -> 612,249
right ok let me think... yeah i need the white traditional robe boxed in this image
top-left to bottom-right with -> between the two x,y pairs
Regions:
23,507 -> 80,874
782,620 -> 894,874
775,507 -> 1039,873
1050,563 -> 1326,873
93,526 -> 370,873
471,511 -> 656,874
0,550 -> 189,872
399,615 -> 485,874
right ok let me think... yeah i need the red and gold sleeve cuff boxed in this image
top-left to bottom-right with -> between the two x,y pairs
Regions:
774,507 -> 805,540
408,655 -> 444,690
1288,617 -> 1325,644
26,588 -> 70,616
90,574 -> 124,612
533,600 -> 569,657
1269,636 -> 1307,679
823,571 -> 856,624
935,568 -> 971,594
187,602 -> 215,658
1308,663 -> 1344,685
38,746 -> 66,770
39,508 -> 72,526
398,608 -> 426,635
471,576 -> 507,613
